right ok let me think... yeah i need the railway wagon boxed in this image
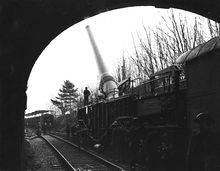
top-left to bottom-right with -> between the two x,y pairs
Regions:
177,36 -> 220,132
78,94 -> 137,139
25,113 -> 54,129
25,115 -> 41,127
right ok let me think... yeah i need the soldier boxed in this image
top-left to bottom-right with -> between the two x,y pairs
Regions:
36,122 -> 41,136
71,124 -> 76,137
84,87 -> 91,106
129,118 -> 146,171
188,112 -> 220,171
150,76 -> 155,95
112,123 -> 129,161
42,122 -> 47,135
66,124 -> 70,138
48,122 -> 52,133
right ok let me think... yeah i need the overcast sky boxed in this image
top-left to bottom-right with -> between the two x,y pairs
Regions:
26,6 -> 207,114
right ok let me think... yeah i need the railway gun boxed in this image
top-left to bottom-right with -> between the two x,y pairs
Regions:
75,35 -> 220,169
77,64 -> 187,168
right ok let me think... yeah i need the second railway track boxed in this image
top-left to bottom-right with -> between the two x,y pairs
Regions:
41,134 -> 126,171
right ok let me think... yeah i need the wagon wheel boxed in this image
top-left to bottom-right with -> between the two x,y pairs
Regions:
145,132 -> 178,169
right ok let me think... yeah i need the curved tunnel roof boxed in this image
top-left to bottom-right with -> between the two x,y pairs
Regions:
176,37 -> 220,63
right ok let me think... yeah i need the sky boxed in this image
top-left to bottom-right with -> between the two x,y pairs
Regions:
26,6 -> 208,114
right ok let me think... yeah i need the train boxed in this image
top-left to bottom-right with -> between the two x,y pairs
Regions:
76,36 -> 220,169
25,112 -> 54,134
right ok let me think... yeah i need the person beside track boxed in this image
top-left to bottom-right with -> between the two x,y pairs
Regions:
188,112 -> 220,171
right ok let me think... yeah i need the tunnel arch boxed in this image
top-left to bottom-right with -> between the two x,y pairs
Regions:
0,0 -> 219,170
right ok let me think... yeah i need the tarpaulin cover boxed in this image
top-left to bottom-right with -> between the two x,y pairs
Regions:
176,37 -> 220,63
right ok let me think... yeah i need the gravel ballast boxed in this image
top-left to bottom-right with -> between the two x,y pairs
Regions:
25,137 -> 63,171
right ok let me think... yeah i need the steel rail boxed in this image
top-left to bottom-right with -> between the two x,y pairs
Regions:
41,135 -> 77,171
50,134 -> 126,171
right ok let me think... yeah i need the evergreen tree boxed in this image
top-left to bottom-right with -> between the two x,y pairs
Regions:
51,80 -> 78,115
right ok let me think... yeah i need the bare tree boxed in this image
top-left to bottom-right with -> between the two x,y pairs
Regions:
127,9 -> 219,80
114,54 -> 131,83
207,19 -> 219,37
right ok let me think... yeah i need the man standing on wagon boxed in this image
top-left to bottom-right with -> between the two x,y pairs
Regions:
84,87 -> 90,106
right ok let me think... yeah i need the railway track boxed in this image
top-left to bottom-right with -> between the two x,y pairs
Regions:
41,134 -> 126,171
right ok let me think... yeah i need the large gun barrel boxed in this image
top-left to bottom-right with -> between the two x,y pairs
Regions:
86,25 -> 107,74
86,25 -> 118,98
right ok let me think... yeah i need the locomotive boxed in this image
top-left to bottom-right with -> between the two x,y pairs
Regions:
77,31 -> 220,169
